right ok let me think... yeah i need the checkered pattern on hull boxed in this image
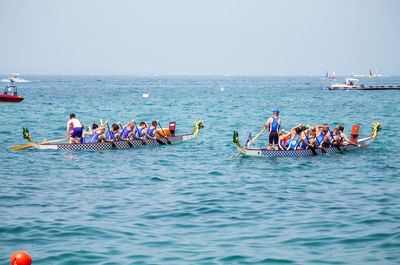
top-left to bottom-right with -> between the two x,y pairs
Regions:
255,141 -> 363,157
56,136 -> 184,151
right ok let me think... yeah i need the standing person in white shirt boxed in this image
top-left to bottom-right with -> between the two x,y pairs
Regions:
66,113 -> 83,144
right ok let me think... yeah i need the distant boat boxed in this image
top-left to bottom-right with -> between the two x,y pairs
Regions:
352,73 -> 365,77
326,78 -> 400,90
369,70 -> 372,78
374,70 -> 382,77
329,71 -> 335,80
325,71 -> 329,78
1,73 -> 30,83
0,80 -> 24,102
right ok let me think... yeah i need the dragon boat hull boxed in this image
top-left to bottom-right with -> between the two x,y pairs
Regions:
233,123 -> 381,158
22,121 -> 204,151
237,137 -> 371,157
37,134 -> 195,151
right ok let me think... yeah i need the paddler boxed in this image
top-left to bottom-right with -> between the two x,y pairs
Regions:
265,110 -> 281,150
131,122 -> 146,139
287,127 -> 320,150
67,113 -> 83,144
315,124 -> 330,147
83,120 -> 108,143
335,126 -> 357,146
119,120 -> 135,140
143,121 -> 158,139
104,123 -> 122,141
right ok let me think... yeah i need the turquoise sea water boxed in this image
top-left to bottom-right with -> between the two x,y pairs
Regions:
0,75 -> 399,264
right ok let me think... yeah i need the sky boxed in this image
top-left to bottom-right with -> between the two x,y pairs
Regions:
0,0 -> 399,75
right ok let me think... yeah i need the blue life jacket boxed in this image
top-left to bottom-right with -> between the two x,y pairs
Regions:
299,136 -> 309,149
106,130 -> 117,140
327,131 -> 335,143
120,127 -> 132,139
88,132 -> 101,143
135,127 -> 144,138
147,127 -> 156,137
287,135 -> 300,150
316,132 -> 326,146
270,117 -> 280,132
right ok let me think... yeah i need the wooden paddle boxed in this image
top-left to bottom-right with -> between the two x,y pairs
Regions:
10,138 -> 68,150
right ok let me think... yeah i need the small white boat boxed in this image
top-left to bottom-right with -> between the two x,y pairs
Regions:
326,78 -> 400,90
1,73 -> 30,83
352,73 -> 365,77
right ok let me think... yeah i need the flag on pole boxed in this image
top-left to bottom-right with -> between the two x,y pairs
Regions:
244,131 -> 252,150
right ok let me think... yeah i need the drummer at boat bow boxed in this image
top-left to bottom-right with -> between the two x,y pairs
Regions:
265,110 -> 281,150
67,113 -> 83,144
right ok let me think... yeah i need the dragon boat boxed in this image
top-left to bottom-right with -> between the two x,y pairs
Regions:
233,122 -> 381,157
21,121 -> 204,151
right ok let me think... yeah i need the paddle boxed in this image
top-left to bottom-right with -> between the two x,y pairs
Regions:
334,144 -> 343,154
106,123 -> 117,149
10,138 -> 69,150
157,121 -> 172,144
118,122 -> 133,148
310,147 -> 317,156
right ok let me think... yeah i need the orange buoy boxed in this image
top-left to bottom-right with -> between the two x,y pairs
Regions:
10,251 -> 32,265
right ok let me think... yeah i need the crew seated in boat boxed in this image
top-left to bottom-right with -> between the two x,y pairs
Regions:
141,121 -> 163,139
334,126 -> 357,146
83,120 -> 108,143
286,127 -> 319,150
119,120 -> 135,140
314,124 -> 331,147
131,122 -> 146,139
103,123 -> 123,142
279,130 -> 291,149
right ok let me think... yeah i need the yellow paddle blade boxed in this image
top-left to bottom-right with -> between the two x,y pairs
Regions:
9,144 -> 33,150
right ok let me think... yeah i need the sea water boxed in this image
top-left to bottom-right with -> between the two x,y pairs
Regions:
0,75 -> 399,264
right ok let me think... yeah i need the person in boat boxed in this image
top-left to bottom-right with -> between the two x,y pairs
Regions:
265,110 -> 281,150
315,124 -> 330,147
131,122 -> 146,139
103,123 -> 122,142
143,121 -> 158,139
280,124 -> 303,149
67,113 -> 83,144
83,120 -> 108,143
333,126 -> 357,146
279,130 -> 291,150
287,127 -> 320,150
119,120 -> 135,140
297,126 -> 311,150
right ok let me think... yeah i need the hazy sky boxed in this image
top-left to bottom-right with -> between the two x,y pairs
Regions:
0,0 -> 399,75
